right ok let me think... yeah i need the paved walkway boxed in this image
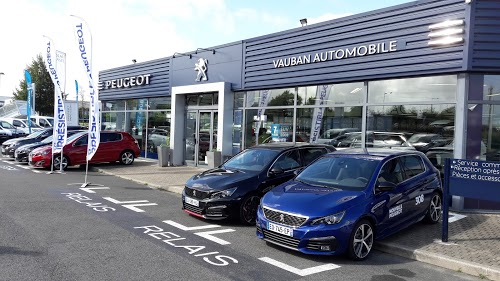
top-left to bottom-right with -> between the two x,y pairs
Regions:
93,158 -> 500,281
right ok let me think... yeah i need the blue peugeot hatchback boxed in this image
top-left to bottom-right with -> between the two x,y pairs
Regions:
256,148 -> 442,260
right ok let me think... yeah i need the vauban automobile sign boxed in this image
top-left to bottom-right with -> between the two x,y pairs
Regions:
273,40 -> 398,68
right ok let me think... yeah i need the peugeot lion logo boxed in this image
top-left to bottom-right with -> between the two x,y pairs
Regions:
194,58 -> 208,82
193,190 -> 197,197
279,214 -> 285,223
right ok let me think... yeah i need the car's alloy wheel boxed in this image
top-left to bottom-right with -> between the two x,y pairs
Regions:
120,151 -> 134,165
348,219 -> 374,261
239,194 -> 260,225
425,192 -> 442,224
53,155 -> 68,171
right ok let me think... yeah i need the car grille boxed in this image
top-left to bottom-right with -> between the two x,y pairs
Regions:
263,207 -> 308,227
183,202 -> 203,215
262,229 -> 300,249
184,186 -> 210,200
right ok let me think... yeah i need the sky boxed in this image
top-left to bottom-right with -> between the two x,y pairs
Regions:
0,0 -> 412,101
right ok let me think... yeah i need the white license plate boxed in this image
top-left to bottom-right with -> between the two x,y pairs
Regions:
185,196 -> 199,207
267,222 -> 293,237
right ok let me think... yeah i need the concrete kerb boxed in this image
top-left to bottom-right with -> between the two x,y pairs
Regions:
375,242 -> 500,281
92,167 -> 185,195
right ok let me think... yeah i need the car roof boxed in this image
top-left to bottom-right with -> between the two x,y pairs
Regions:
251,142 -> 334,151
328,148 -> 424,159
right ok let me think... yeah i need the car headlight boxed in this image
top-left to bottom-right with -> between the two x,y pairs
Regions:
210,187 -> 237,199
42,150 -> 51,155
311,211 -> 345,225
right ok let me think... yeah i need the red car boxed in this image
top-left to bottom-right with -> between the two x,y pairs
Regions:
29,131 -> 140,170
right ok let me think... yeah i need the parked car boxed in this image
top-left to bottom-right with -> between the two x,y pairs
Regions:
0,117 -> 43,134
0,120 -> 27,141
182,143 -> 335,225
407,133 -> 451,153
14,130 -> 85,163
338,131 -> 414,150
28,130 -> 140,170
1,126 -> 86,158
256,148 -> 442,260
316,128 -> 359,145
30,115 -> 54,128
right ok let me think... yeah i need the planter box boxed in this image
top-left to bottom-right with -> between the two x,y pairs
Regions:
206,151 -> 222,169
157,146 -> 170,167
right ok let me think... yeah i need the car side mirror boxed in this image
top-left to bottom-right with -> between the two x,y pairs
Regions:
376,181 -> 396,192
269,167 -> 284,176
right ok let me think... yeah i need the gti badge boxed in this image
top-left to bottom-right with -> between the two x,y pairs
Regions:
194,58 -> 208,82
279,213 -> 285,223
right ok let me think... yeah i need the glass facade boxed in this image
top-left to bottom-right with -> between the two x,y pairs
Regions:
101,97 -> 171,159
234,75 -> 458,156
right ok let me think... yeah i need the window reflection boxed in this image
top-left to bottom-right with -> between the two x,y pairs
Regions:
297,82 -> 364,106
244,108 -> 294,148
246,88 -> 296,107
368,75 -> 457,103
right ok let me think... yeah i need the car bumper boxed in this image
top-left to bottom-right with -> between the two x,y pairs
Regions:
29,156 -> 51,168
15,151 -> 29,162
181,191 -> 240,220
255,207 -> 352,255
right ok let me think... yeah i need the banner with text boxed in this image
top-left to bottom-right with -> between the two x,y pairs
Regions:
24,70 -> 33,133
72,15 -> 100,161
43,37 -> 67,154
309,85 -> 332,143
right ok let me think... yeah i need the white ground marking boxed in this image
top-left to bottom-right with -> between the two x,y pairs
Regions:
259,257 -> 341,276
79,187 -> 110,193
162,220 -> 221,231
194,229 -> 236,245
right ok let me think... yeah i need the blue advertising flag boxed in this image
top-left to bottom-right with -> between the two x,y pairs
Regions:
24,70 -> 32,134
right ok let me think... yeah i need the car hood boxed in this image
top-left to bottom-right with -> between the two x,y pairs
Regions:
18,142 -> 48,151
262,181 -> 366,217
186,167 -> 260,191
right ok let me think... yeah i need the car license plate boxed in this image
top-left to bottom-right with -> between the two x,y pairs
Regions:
267,222 -> 293,237
184,196 -> 199,207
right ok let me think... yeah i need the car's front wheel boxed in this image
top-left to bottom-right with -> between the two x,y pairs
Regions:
347,219 -> 374,261
424,192 -> 442,224
239,194 -> 260,225
53,155 -> 68,171
119,151 -> 135,165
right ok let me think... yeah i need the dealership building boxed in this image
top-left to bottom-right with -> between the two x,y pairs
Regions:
98,0 -> 500,211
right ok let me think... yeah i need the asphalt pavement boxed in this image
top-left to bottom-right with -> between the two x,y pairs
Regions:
92,158 -> 500,281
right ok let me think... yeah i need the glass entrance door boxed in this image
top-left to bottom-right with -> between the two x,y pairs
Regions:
185,110 -> 218,166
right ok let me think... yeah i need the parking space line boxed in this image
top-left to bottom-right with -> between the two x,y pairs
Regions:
163,220 -> 221,231
194,229 -> 235,245
259,257 -> 341,276
16,165 -> 30,169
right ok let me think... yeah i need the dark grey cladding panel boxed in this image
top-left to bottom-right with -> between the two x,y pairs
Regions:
170,42 -> 243,88
469,0 -> 500,71
98,57 -> 170,100
243,0 -> 467,90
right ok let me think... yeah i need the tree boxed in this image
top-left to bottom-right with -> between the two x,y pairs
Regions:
12,54 -> 54,116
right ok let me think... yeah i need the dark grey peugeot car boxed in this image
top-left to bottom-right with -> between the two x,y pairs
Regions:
182,143 -> 335,225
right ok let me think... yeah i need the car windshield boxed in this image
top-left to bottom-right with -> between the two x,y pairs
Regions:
223,148 -> 280,172
41,136 -> 53,143
408,134 -> 437,143
295,156 -> 380,191
0,121 -> 15,129
23,120 -> 42,128
26,130 -> 47,139
47,118 -> 55,126
67,131 -> 87,142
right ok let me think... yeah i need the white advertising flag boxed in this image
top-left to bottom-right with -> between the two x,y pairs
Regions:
56,51 -> 67,94
72,15 -> 100,161
309,85 -> 332,143
43,36 -> 67,154
255,90 -> 270,143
